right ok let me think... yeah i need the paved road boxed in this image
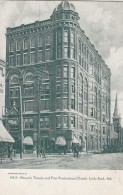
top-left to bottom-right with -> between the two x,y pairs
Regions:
0,152 -> 123,169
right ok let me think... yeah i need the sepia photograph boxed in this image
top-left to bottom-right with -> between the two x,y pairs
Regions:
0,0 -> 123,170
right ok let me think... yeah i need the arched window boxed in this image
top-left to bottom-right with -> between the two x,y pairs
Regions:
9,41 -> 14,51
23,38 -> 28,49
30,37 -> 35,48
10,75 -> 19,84
46,34 -> 50,45
16,39 -> 21,50
38,35 -> 43,47
24,72 -> 34,83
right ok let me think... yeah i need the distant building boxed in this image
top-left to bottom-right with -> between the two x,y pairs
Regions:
112,94 -> 123,148
5,1 -> 111,152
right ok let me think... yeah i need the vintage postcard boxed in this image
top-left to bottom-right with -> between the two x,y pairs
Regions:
0,0 -> 123,194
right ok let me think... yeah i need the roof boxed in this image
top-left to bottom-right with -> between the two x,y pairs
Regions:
0,119 -> 15,143
23,136 -> 33,145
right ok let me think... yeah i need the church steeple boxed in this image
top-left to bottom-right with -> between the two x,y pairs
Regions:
113,93 -> 118,117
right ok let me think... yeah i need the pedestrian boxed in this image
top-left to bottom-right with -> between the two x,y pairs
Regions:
73,144 -> 79,158
9,145 -> 13,161
40,146 -> 46,158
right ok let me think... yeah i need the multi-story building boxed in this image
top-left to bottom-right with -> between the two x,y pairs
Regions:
5,1 -> 111,152
0,59 -> 5,117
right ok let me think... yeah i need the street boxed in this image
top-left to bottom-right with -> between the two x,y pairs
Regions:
0,152 -> 123,169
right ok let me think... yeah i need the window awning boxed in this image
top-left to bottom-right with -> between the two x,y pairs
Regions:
23,136 -> 33,145
55,136 -> 66,146
72,136 -> 81,145
0,120 -> 15,143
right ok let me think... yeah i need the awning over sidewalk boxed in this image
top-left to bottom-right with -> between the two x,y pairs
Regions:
23,136 -> 33,145
72,136 -> 81,145
55,136 -> 66,146
0,119 -> 15,143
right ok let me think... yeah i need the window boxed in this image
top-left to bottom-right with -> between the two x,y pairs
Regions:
57,47 -> 62,58
10,88 -> 19,97
71,116 -> 75,128
38,50 -> 43,62
89,82 -> 94,91
90,108 -> 95,117
89,66 -> 93,75
63,115 -> 68,128
71,99 -> 75,109
102,114 -> 106,123
103,127 -> 105,134
56,67 -> 61,78
64,31 -> 68,42
63,66 -> 68,78
23,38 -> 28,49
71,67 -> 75,78
56,82 -> 60,93
71,83 -> 75,93
46,50 -> 50,61
91,125 -> 94,132
24,72 -> 33,83
41,84 -> 50,95
23,53 -> 28,65
38,35 -> 43,47
56,115 -> 61,128
84,105 -> 87,115
71,47 -> 74,59
16,39 -> 21,50
24,101 -> 34,112
24,87 -> 34,97
63,98 -> 68,109
24,118 -> 34,129
10,75 -> 19,84
31,52 -> 35,63
64,47 -> 68,58
63,82 -> 68,93
46,34 -> 50,45
57,29 -> 62,43
71,32 -> 74,44
9,56 -> 14,66
56,98 -> 61,109
40,99 -> 50,110
30,37 -> 35,48
9,41 -> 14,51
40,117 -> 49,128
16,55 -> 21,66
79,116 -> 83,129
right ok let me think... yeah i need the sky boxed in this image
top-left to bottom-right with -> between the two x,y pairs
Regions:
0,1 -> 123,124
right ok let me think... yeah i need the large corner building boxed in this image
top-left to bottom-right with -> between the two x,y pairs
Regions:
5,1 -> 111,152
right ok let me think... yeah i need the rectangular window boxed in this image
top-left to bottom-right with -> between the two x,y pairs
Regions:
24,101 -> 34,112
89,66 -> 93,75
10,88 -> 19,97
38,36 -> 43,47
38,50 -> 43,62
56,67 -> 61,78
71,116 -> 75,128
64,47 -> 68,58
56,82 -> 60,93
24,87 -> 34,97
63,115 -> 68,128
9,56 -> 14,66
63,82 -> 68,93
57,47 -> 62,58
84,105 -> 87,115
56,98 -> 61,109
71,32 -> 74,44
41,99 -> 50,110
71,47 -> 74,59
56,115 -> 61,128
31,52 -> 35,64
23,53 -> 28,65
71,99 -> 75,109
63,66 -> 68,78
16,55 -> 21,66
63,98 -> 68,109
57,29 -> 62,43
40,117 -> 49,128
46,50 -> 50,61
64,31 -> 68,42
71,67 -> 75,78
9,42 -> 14,52
91,125 -> 94,132
79,116 -> 83,129
71,83 -> 75,93
90,108 -> 95,117
24,118 -> 34,129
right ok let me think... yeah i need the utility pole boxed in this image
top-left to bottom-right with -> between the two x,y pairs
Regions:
19,86 -> 23,159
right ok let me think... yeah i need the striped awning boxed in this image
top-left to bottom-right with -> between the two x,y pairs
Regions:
55,136 -> 66,146
23,136 -> 33,145
72,136 -> 81,144
0,119 -> 15,143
